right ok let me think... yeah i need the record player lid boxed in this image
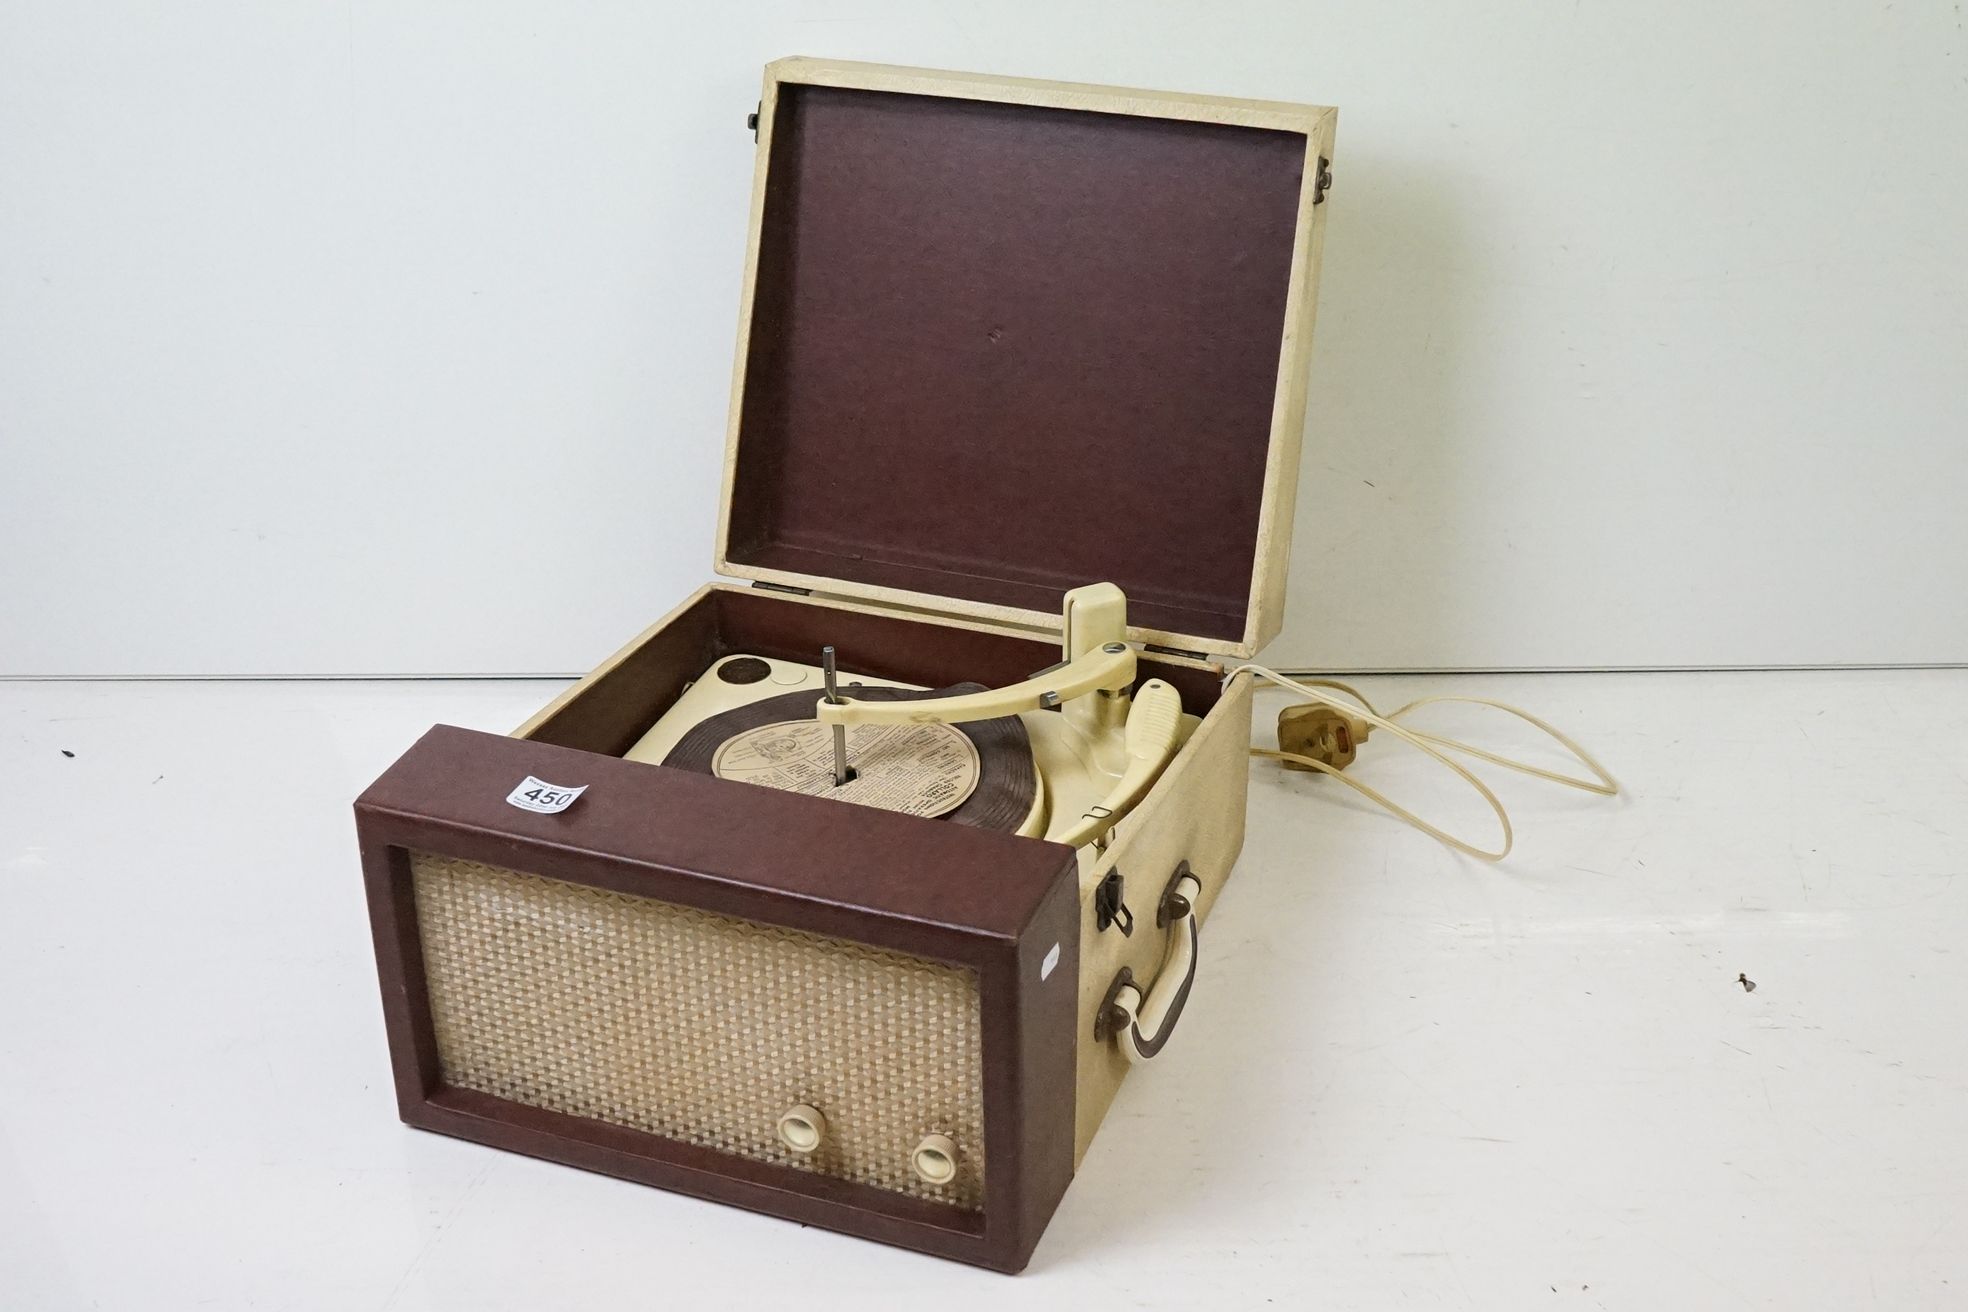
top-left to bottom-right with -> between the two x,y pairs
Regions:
714,59 -> 1336,659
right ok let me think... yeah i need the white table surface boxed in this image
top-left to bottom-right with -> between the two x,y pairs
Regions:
2,671 -> 1962,1310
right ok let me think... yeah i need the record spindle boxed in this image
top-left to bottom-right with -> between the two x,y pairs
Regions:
821,645 -> 853,786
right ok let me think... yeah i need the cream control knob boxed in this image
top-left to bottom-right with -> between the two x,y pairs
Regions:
777,1104 -> 827,1154
911,1133 -> 960,1184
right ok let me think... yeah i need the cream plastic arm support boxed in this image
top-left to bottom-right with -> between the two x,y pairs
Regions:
1053,678 -> 1184,848
815,643 -> 1137,727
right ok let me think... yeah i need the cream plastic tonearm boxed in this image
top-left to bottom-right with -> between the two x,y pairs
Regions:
813,643 -> 1134,726
1052,679 -> 1183,849
816,583 -> 1137,729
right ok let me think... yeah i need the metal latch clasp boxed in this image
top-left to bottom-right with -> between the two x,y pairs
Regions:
1095,870 -> 1133,936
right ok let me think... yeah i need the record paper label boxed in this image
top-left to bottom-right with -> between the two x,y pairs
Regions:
710,720 -> 980,818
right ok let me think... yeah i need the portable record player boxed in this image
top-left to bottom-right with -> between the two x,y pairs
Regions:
356,57 -> 1336,1272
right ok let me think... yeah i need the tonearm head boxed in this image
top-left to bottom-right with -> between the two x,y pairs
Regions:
815,583 -> 1136,728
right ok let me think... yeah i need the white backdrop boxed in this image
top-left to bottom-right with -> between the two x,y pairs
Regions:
3,1 -> 1964,676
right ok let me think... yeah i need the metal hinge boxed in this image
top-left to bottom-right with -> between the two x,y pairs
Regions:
1313,155 -> 1333,205
751,580 -> 811,596
746,102 -> 760,142
1144,643 -> 1210,663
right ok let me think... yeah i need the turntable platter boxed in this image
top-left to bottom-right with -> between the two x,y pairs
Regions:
661,684 -> 1040,834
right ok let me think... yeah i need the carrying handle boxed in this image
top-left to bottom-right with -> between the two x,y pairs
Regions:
1096,862 -> 1202,1063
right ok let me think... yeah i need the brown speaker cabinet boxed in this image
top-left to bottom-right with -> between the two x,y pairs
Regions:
358,58 -> 1335,1273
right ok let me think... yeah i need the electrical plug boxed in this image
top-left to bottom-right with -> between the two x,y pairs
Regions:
1276,702 -> 1371,771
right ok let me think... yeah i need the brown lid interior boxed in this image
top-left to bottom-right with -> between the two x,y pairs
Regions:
723,81 -> 1308,648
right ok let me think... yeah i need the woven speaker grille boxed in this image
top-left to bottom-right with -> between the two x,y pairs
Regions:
409,853 -> 986,1209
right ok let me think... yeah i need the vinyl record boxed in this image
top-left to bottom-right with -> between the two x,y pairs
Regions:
662,683 -> 1037,833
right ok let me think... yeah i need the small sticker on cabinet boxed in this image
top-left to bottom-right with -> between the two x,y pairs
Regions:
506,776 -> 587,814
1040,941 -> 1061,981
